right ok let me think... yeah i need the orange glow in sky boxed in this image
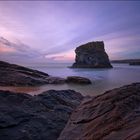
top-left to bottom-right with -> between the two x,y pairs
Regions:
0,45 -> 16,53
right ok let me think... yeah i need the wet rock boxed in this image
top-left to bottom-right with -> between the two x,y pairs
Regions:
0,61 -> 92,86
66,76 -> 91,84
45,76 -> 66,84
59,83 -> 140,140
0,61 -> 66,86
0,61 -> 49,86
0,89 -> 83,140
72,41 -> 112,68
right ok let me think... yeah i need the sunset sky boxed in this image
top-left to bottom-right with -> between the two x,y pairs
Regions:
0,1 -> 140,64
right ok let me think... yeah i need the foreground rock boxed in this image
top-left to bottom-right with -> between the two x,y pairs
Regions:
0,89 -> 83,140
66,76 -> 91,84
59,83 -> 140,140
72,41 -> 112,68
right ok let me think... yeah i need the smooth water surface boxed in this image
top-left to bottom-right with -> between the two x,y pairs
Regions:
1,63 -> 140,96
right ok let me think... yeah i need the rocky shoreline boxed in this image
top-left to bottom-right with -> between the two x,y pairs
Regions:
0,83 -> 140,140
0,61 -> 92,86
0,61 -> 140,140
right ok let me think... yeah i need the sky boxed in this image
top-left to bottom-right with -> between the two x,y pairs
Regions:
0,1 -> 140,64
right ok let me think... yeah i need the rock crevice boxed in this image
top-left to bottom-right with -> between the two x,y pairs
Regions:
58,83 -> 140,140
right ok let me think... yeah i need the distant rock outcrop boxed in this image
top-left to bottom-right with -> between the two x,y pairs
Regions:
58,83 -> 140,140
0,90 -> 83,140
72,41 -> 112,68
129,62 -> 140,65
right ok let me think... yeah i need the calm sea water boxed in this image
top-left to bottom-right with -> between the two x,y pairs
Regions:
1,63 -> 140,96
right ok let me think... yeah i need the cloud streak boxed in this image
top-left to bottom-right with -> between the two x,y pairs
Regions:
0,1 -> 140,63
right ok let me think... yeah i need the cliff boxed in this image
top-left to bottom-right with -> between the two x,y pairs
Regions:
72,41 -> 112,68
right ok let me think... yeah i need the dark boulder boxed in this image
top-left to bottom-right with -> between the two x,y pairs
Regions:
66,76 -> 91,84
0,89 -> 83,140
72,41 -> 112,68
59,83 -> 140,140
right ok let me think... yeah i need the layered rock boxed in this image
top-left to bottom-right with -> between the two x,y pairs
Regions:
0,89 -> 83,140
0,61 -> 49,86
59,83 -> 140,140
1,82 -> 140,140
72,41 -> 112,68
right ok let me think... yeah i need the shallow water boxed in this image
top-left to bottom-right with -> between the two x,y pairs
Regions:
0,63 -> 140,96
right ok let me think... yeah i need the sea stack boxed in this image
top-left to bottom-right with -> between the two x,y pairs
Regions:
72,41 -> 112,68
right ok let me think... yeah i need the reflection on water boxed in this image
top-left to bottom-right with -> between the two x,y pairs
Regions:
0,86 -> 41,95
0,63 -> 140,96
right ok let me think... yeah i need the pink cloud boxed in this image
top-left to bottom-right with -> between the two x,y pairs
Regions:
45,50 -> 75,61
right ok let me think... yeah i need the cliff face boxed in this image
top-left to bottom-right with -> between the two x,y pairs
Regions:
72,41 -> 112,68
58,83 -> 140,140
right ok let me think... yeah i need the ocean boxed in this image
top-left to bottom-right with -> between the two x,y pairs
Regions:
1,63 -> 140,96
